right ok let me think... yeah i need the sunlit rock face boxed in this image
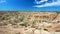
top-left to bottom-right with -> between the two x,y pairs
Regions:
32,12 -> 57,22
0,12 -> 60,34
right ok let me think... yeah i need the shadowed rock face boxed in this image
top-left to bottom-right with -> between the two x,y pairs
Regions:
0,12 -> 60,34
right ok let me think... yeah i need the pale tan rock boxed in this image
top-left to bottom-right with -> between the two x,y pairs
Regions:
41,30 -> 51,34
24,28 -> 35,34
32,12 -> 57,22
34,29 -> 41,34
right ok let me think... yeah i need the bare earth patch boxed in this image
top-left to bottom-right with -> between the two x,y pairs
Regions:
0,12 -> 60,34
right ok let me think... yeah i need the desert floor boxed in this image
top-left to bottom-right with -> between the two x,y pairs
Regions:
0,12 -> 60,34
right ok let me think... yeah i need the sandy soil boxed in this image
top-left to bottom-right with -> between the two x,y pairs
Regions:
0,12 -> 60,34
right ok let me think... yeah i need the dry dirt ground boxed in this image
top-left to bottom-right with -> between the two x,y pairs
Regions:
0,12 -> 60,34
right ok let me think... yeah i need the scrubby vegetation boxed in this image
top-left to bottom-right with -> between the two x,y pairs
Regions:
0,12 -> 60,34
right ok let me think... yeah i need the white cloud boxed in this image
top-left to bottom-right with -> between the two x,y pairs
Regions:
35,0 -> 48,4
33,0 -> 60,7
0,0 -> 6,3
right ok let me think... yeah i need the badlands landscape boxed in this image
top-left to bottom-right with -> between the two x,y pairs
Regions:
0,12 -> 60,34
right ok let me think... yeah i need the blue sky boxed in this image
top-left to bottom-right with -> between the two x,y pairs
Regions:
0,0 -> 60,11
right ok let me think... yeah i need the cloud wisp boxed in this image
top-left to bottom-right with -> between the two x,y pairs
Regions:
33,0 -> 60,7
0,0 -> 6,3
